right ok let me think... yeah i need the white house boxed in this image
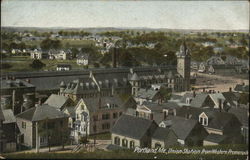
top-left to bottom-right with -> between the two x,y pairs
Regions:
77,53 -> 89,66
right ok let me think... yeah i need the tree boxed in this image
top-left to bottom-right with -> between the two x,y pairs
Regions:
30,60 -> 45,70
93,62 -> 100,68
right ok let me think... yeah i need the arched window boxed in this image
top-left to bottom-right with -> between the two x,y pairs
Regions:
122,139 -> 128,147
130,141 -> 135,149
114,137 -> 120,145
155,143 -> 161,148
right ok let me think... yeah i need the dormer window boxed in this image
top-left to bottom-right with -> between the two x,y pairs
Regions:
186,98 -> 192,104
199,112 -> 208,126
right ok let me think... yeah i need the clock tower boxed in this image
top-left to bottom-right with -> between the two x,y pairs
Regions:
176,41 -> 191,91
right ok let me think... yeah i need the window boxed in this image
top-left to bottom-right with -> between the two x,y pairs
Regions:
93,115 -> 98,121
40,136 -> 47,144
48,122 -> 55,129
113,112 -> 118,119
102,123 -> 110,130
22,122 -> 26,129
130,141 -> 135,149
93,125 -> 97,133
155,143 -> 161,148
60,120 -> 63,127
102,113 -> 110,120
114,137 -> 120,145
122,139 -> 128,147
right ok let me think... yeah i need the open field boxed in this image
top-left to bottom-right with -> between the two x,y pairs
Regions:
192,72 -> 249,92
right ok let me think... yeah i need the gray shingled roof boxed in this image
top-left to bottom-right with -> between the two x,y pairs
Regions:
130,73 -> 140,81
63,107 -> 76,118
137,88 -> 159,100
16,104 -> 68,122
44,94 -> 69,109
152,127 -> 173,141
2,109 -> 16,124
164,116 -> 198,140
111,114 -> 155,139
78,96 -> 125,112
204,134 -> 227,143
176,106 -> 242,130
190,94 -> 209,108
1,79 -> 35,89
228,107 -> 249,127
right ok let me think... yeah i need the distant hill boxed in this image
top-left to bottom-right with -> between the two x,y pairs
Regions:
1,26 -> 249,33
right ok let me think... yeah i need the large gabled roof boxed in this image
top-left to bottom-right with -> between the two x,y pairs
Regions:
152,127 -> 173,141
111,114 -> 156,139
16,104 -> 68,122
163,115 -> 198,140
44,94 -> 69,110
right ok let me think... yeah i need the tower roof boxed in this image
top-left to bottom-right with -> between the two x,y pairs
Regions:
176,40 -> 190,57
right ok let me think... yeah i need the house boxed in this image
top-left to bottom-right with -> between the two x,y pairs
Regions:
56,64 -> 72,71
151,127 -> 178,148
1,79 -> 36,115
198,62 -> 206,73
72,96 -> 125,143
222,91 -> 240,107
188,93 -> 215,109
134,86 -> 162,105
176,106 -> 243,144
228,107 -> 249,144
206,56 -> 225,65
2,109 -> 17,152
16,104 -> 69,148
77,53 -> 89,66
208,93 -> 227,110
203,134 -> 228,146
234,83 -> 249,93
44,94 -> 73,111
111,114 -> 158,149
30,49 -> 48,59
48,49 -> 71,60
159,116 -> 208,146
208,64 -> 238,75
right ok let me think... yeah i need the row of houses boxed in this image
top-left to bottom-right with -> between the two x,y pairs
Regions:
191,55 -> 249,74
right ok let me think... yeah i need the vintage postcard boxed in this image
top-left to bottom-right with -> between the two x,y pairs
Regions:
0,0 -> 249,159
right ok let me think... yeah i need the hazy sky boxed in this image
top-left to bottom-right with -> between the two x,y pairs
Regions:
1,0 -> 249,30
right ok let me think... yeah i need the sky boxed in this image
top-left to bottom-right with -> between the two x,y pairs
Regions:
1,0 -> 249,30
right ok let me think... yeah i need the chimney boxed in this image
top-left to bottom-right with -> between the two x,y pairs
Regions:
163,111 -> 167,120
242,82 -> 245,86
193,91 -> 196,97
203,88 -> 205,92
26,79 -> 30,83
12,76 -> 16,80
112,47 -> 117,68
209,90 -> 212,94
98,96 -> 102,109
150,113 -> 154,120
229,87 -> 232,92
218,99 -> 222,112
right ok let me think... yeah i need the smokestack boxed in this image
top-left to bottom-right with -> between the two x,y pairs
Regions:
112,47 -> 117,68
12,90 -> 16,114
